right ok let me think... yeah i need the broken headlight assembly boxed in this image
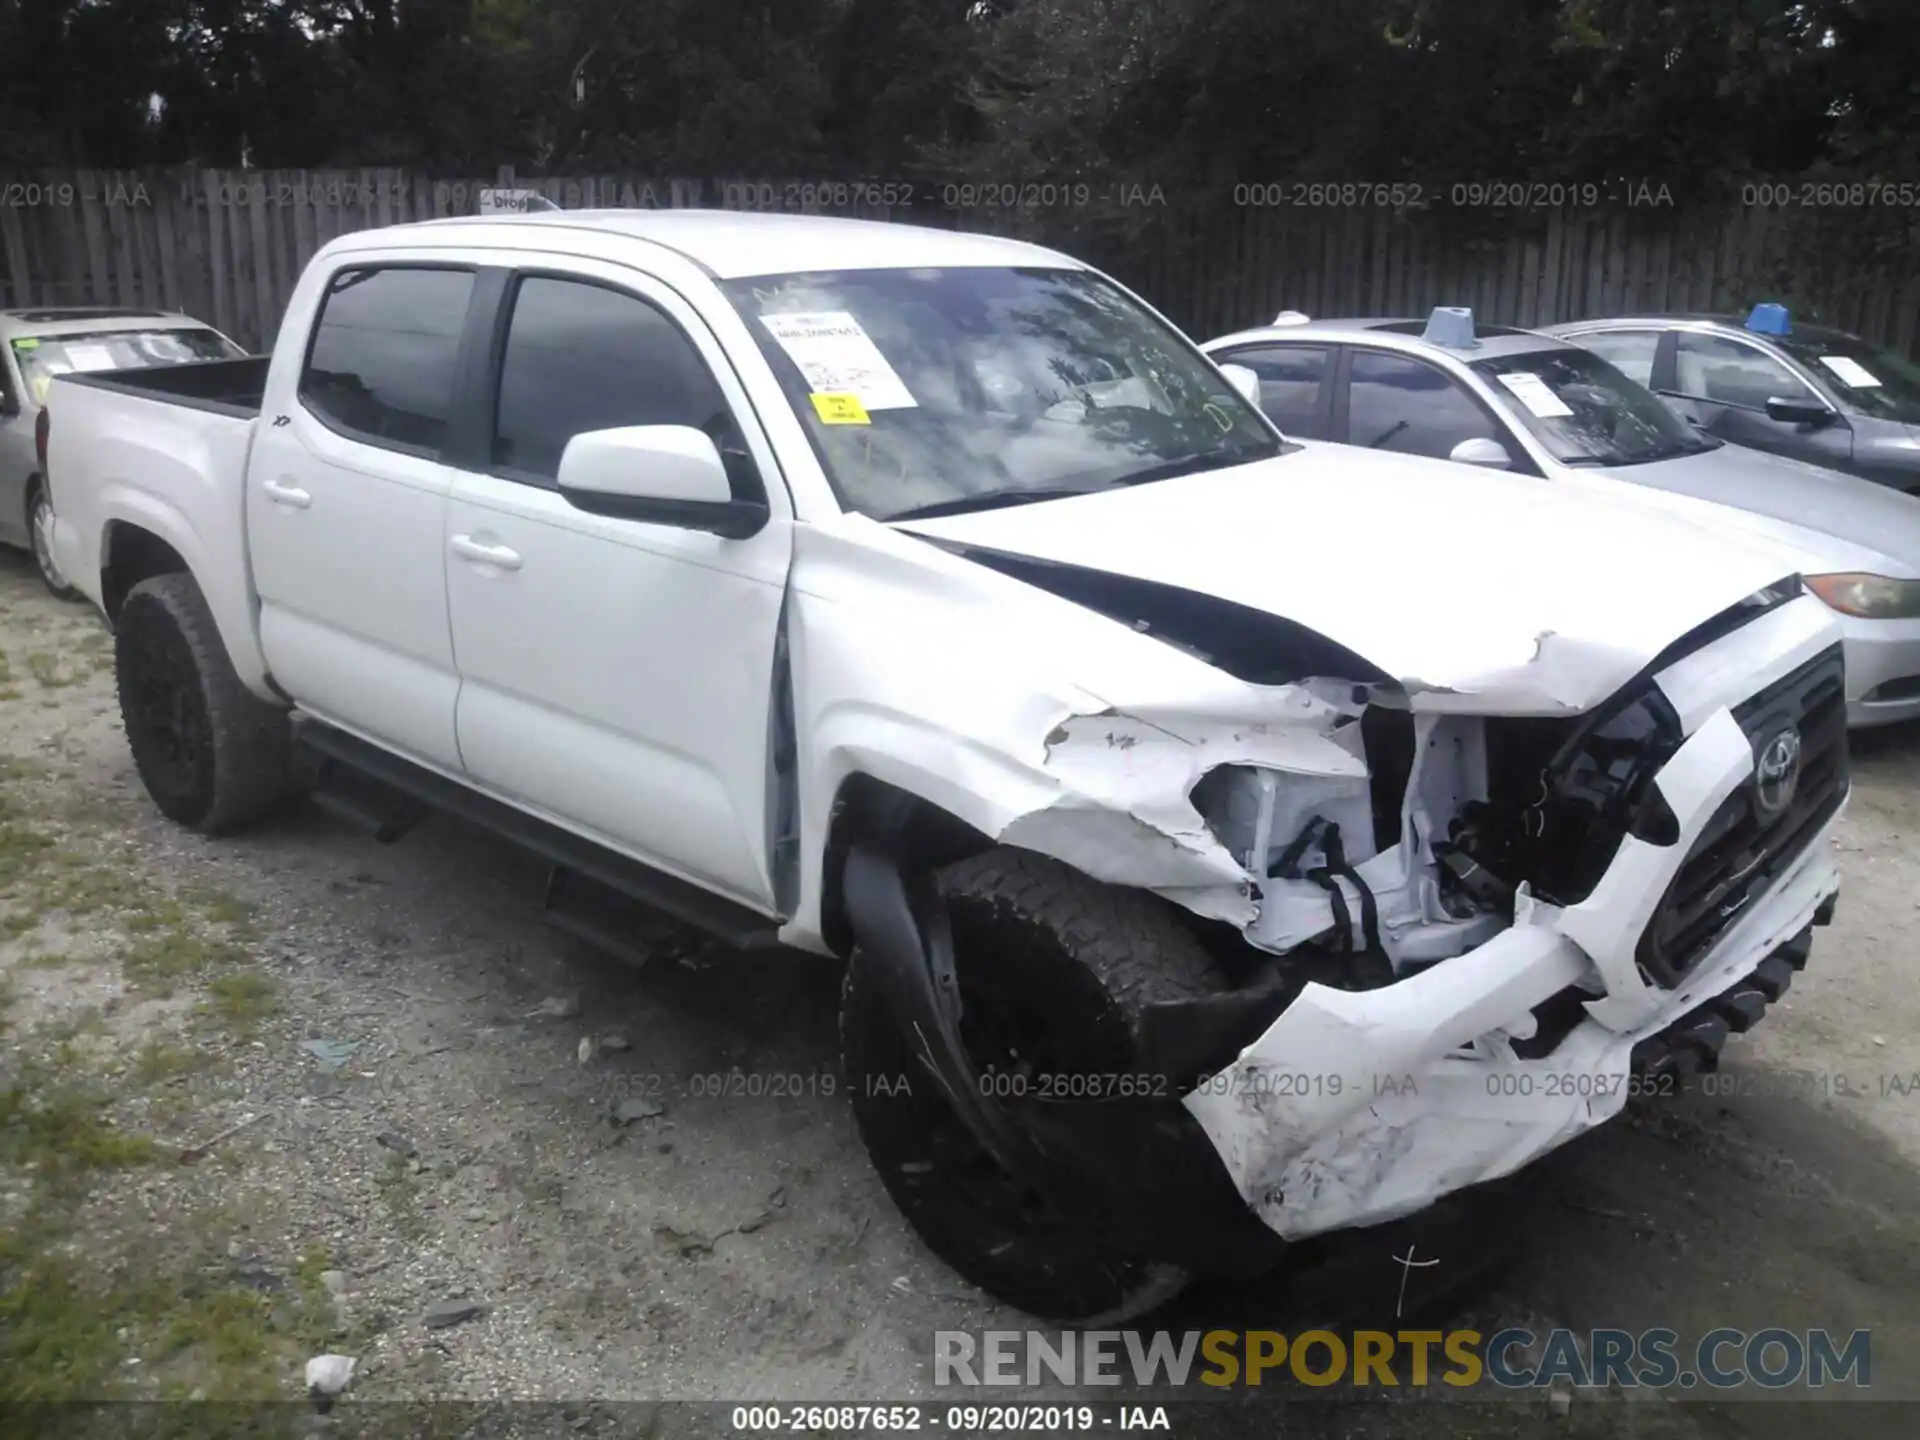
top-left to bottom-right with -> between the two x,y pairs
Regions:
1438,683 -> 1685,908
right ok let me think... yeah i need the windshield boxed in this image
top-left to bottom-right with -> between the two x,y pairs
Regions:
719,267 -> 1281,519
1471,347 -> 1715,467
1775,332 -> 1920,424
10,327 -> 243,406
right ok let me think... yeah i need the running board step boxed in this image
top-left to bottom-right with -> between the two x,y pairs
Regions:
309,762 -> 428,844
292,718 -> 785,952
542,866 -> 673,968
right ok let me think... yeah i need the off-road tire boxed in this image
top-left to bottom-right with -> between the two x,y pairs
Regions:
26,481 -> 78,601
115,573 -> 292,834
841,847 -> 1232,1322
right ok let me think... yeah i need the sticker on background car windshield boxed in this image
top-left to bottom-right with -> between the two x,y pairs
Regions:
1495,371 -> 1576,419
760,311 -> 918,410
1819,355 -> 1883,388
12,338 -> 39,351
61,342 -> 119,373
809,392 -> 872,425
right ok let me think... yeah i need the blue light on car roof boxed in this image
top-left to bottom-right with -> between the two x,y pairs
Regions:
1422,306 -> 1476,348
1745,302 -> 1791,335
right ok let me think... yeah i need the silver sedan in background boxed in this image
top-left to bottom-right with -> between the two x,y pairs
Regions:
0,306 -> 244,596
1203,309 -> 1920,727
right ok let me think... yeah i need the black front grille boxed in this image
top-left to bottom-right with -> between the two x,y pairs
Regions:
1636,645 -> 1848,988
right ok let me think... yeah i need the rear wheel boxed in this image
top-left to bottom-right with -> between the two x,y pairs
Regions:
26,481 -> 77,601
115,573 -> 292,834
841,848 -> 1231,1322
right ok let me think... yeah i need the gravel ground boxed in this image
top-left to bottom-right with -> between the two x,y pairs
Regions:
3,550 -> 1918,1438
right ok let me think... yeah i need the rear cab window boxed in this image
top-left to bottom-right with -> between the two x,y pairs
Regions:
298,266 -> 477,455
10,328 -> 242,407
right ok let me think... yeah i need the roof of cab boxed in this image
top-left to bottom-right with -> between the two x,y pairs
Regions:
368,208 -> 1084,279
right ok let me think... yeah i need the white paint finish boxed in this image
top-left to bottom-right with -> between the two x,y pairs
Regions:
39,213 -> 1863,1251
895,448 -> 1798,714
43,383 -> 277,699
447,469 -> 790,909
555,426 -> 733,505
247,407 -> 465,771
419,209 -> 1084,281
1652,593 -> 1837,734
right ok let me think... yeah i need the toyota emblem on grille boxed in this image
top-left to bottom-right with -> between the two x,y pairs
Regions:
1753,726 -> 1802,819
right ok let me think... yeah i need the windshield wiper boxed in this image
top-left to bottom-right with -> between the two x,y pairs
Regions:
882,484 -> 1110,522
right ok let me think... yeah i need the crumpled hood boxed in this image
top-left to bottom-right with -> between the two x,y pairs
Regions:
896,445 -> 1807,714
1605,444 -> 1920,578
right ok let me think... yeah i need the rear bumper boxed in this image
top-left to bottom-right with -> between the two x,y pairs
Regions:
1839,612 -> 1920,727
1183,596 -> 1846,1240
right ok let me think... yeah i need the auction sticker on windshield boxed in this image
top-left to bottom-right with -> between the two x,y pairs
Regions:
1819,355 -> 1883,388
1496,371 -> 1575,419
809,392 -> 871,425
761,311 -> 918,410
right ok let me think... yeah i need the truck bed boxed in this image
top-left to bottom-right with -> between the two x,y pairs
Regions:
55,355 -> 269,419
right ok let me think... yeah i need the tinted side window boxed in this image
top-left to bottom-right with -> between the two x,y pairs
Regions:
1226,346 -> 1329,437
493,277 -> 734,482
299,267 -> 475,453
1577,330 -> 1661,387
1345,351 -> 1499,460
1673,333 -> 1815,409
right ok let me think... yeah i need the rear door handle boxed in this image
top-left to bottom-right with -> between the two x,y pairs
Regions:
262,477 -> 312,509
450,534 -> 523,571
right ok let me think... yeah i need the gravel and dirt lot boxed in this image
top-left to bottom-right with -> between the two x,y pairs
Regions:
3,552 -> 1919,1438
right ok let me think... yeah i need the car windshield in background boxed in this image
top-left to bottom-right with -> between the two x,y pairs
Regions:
719,267 -> 1281,520
10,328 -> 243,405
1775,332 -> 1920,424
1472,347 -> 1716,467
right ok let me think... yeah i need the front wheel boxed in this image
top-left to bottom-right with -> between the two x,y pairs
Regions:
841,848 -> 1232,1322
26,482 -> 77,601
115,573 -> 292,834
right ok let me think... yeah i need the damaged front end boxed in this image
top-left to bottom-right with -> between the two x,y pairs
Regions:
1153,588 -> 1848,1241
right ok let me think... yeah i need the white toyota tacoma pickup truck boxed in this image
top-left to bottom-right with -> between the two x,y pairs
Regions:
43,210 -> 1846,1322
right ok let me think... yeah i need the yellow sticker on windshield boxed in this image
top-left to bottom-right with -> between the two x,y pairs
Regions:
811,392 -> 871,425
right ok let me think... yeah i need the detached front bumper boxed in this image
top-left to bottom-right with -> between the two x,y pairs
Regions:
1182,597 -> 1848,1241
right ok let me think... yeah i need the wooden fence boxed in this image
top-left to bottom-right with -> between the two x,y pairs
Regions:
4,168 -> 1917,356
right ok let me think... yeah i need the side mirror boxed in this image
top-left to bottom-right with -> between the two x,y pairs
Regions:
1765,395 -> 1837,428
1449,437 -> 1514,470
555,425 -> 768,539
1217,362 -> 1261,409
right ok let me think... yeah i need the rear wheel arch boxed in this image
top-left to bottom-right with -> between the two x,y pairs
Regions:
101,520 -> 190,621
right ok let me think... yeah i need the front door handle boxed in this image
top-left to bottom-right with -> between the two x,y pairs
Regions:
262,477 -> 312,509
450,534 -> 523,571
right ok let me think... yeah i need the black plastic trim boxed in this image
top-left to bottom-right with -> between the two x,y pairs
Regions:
293,718 -> 784,949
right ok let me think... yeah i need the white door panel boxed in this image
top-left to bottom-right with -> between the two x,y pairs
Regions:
248,415 -> 463,769
245,259 -> 478,772
448,472 -> 787,907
